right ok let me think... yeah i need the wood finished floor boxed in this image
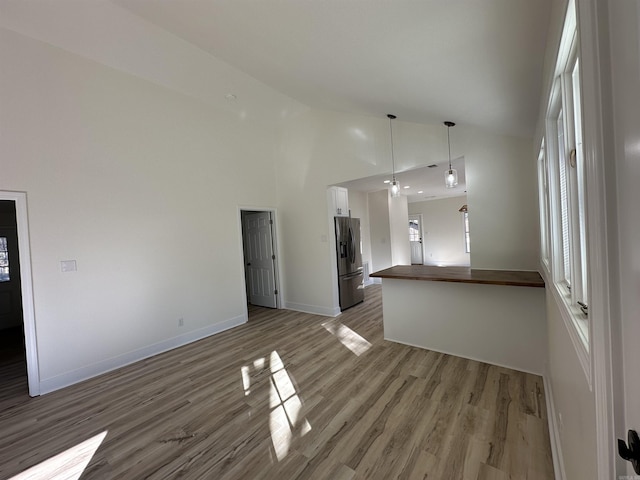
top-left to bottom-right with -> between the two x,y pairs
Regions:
0,285 -> 554,479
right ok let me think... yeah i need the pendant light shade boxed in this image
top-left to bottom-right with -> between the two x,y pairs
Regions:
444,121 -> 458,189
446,169 -> 458,188
387,114 -> 400,197
390,179 -> 400,197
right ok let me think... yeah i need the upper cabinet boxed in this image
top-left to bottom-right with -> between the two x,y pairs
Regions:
328,186 -> 349,217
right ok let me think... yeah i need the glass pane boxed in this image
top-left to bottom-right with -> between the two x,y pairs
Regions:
557,110 -> 572,286
409,220 -> 420,242
0,237 -> 8,282
464,212 -> 471,253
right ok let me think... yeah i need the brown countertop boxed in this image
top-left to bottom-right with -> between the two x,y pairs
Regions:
370,265 -> 545,288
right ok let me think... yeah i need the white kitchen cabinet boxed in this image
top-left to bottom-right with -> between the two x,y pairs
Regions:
329,186 -> 349,217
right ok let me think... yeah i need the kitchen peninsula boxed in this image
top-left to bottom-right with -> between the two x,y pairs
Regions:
371,265 -> 546,374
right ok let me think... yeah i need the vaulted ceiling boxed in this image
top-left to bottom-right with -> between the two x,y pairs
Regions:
113,0 -> 552,139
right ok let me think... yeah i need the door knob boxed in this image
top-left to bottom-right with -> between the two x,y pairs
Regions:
247,262 -> 251,266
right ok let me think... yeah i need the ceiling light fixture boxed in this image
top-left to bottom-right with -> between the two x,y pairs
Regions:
387,114 -> 400,197
444,121 -> 458,188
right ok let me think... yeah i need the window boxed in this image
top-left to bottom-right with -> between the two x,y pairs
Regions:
463,212 -> 470,253
0,237 -> 9,282
557,108 -> 572,288
409,220 -> 420,242
538,0 -> 589,354
554,50 -> 589,329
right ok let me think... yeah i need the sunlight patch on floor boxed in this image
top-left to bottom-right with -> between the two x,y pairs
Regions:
241,365 -> 251,395
241,357 -> 268,396
268,351 -> 312,460
10,430 -> 107,480
241,350 -> 311,461
322,320 -> 371,356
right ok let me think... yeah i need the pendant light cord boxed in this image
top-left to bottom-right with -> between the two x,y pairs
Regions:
387,114 -> 397,181
444,121 -> 455,170
389,116 -> 396,180
447,125 -> 452,171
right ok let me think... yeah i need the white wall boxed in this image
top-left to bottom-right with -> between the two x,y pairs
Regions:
545,294 -> 597,478
352,188 -> 409,276
388,193 -> 411,266
346,190 -> 372,271
408,196 -> 470,266
367,190 -> 392,273
463,129 -> 538,270
382,279 -> 547,374
0,6 -> 301,391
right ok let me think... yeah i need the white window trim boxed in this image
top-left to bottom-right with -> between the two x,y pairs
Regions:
537,142 -> 551,272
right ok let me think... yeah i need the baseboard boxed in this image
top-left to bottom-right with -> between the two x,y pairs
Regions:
543,374 -> 567,480
285,301 -> 340,317
39,314 -> 247,394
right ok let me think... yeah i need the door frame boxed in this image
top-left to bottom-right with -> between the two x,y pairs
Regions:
0,191 -> 39,396
408,213 -> 424,265
237,206 -> 282,316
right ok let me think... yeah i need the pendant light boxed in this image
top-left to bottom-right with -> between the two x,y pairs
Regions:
444,121 -> 458,188
387,114 -> 400,197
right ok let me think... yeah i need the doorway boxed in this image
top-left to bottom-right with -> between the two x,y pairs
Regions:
409,214 -> 424,265
240,209 -> 280,310
0,201 -> 25,380
0,192 -> 38,397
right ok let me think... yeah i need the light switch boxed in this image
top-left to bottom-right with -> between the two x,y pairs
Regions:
60,260 -> 77,272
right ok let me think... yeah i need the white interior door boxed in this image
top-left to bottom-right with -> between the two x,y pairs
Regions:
243,212 -> 277,308
409,215 -> 423,265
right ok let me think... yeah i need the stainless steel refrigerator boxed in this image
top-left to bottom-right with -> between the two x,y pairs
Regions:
335,216 -> 364,311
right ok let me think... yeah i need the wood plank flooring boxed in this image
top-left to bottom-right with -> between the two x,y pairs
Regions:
0,285 -> 554,479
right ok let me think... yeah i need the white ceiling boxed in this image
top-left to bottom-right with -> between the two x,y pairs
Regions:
112,0 -> 552,138
338,157 -> 466,204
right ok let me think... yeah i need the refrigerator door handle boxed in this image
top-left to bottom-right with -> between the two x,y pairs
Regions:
348,227 -> 356,263
342,271 -> 363,280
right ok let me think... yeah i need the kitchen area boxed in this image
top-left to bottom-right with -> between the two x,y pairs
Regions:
327,160 -> 546,375
328,159 -> 470,312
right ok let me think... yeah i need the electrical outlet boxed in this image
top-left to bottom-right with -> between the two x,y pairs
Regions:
178,318 -> 184,327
